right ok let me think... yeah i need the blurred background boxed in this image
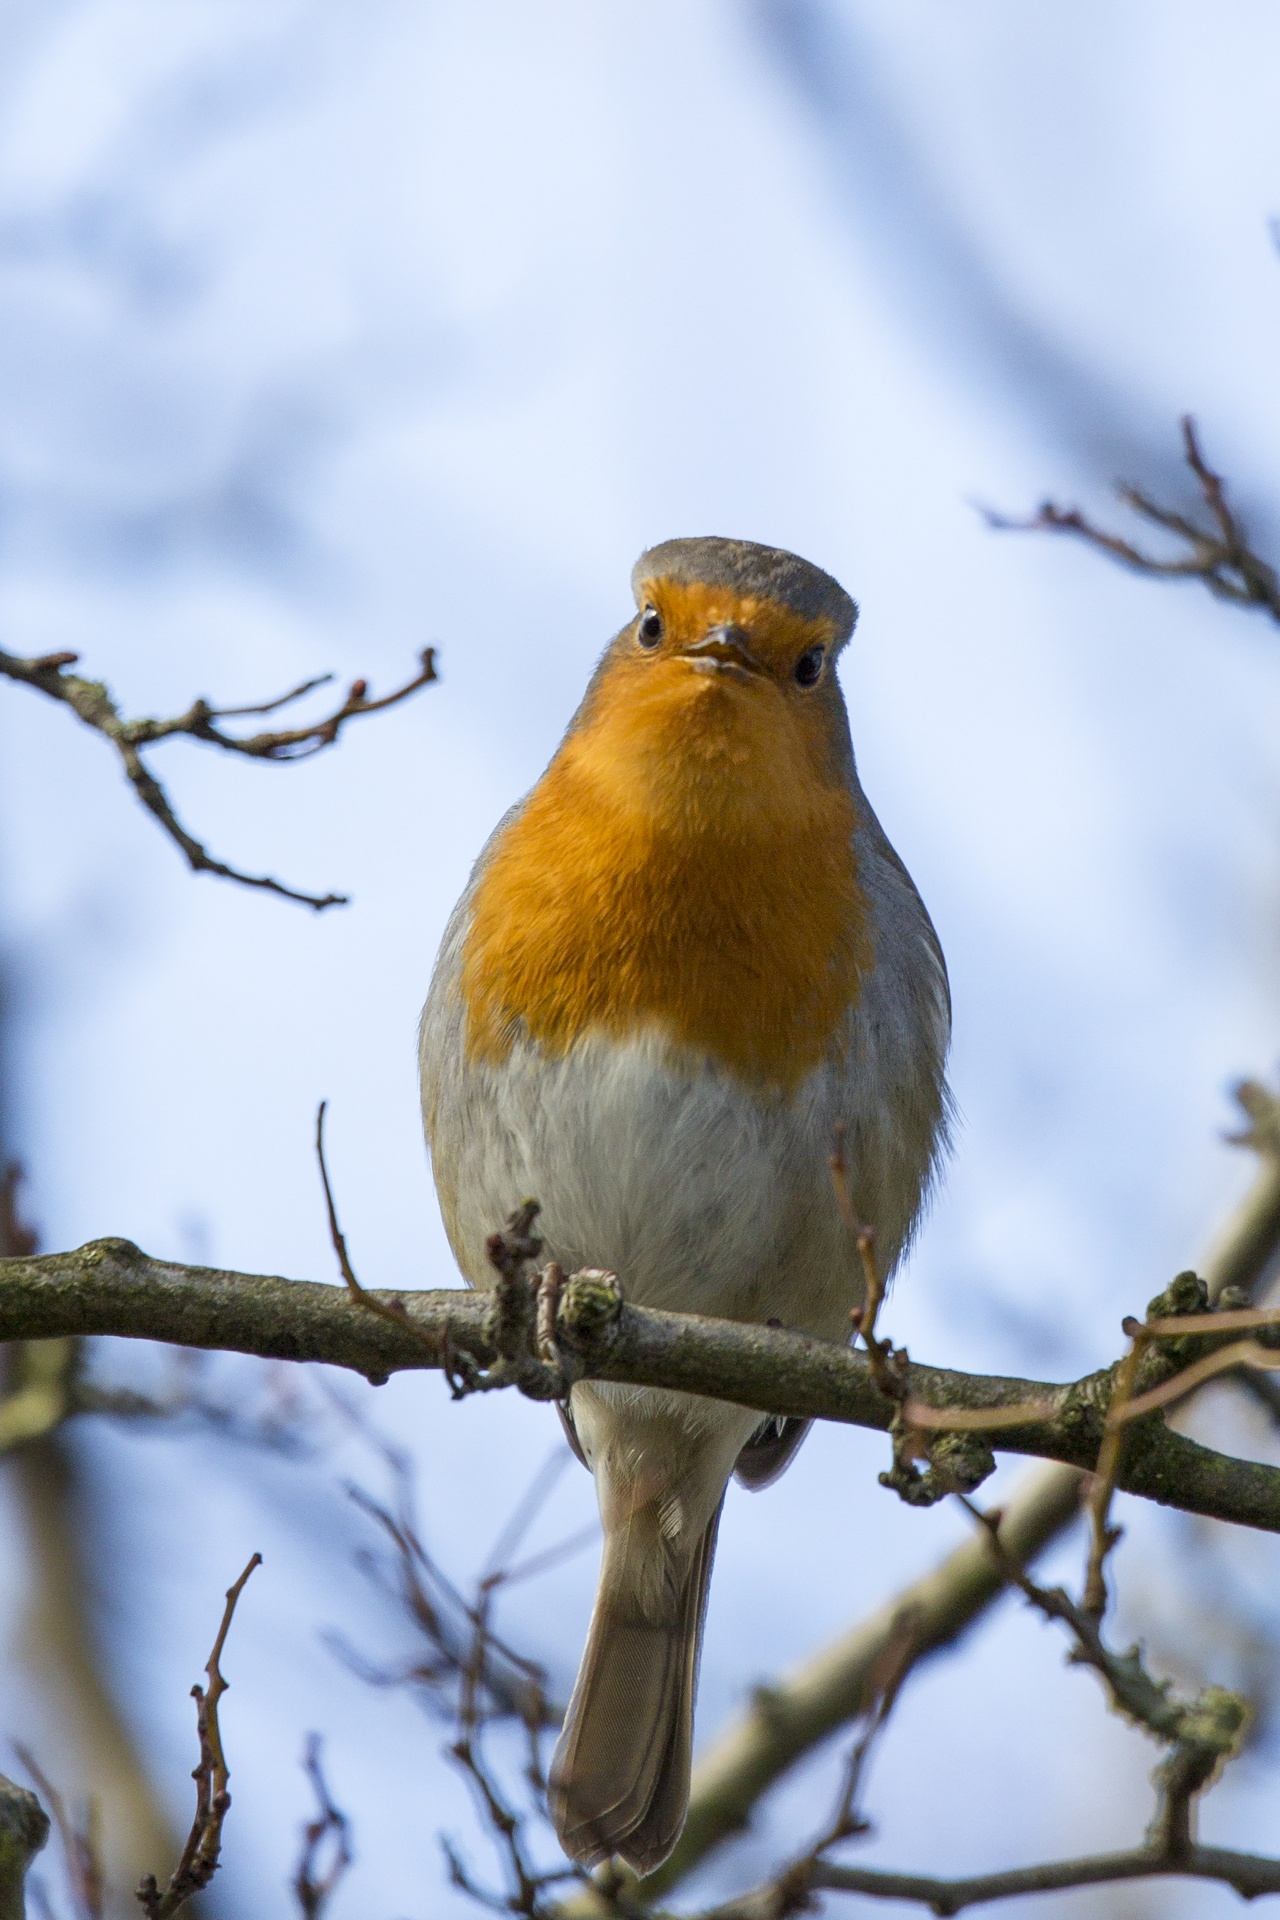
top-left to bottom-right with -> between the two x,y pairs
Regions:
1,2 -> 1280,1914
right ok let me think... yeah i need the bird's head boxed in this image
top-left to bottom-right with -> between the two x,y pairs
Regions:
566,537 -> 859,824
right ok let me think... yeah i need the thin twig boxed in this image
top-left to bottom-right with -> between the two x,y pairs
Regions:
1082,1334 -> 1143,1618
13,1749 -> 102,1920
897,1398 -> 1058,1432
135,1552 -> 262,1918
1114,1338 -> 1280,1425
292,1736 -> 353,1920
314,1099 -> 441,1378
0,645 -> 437,909
984,416 -> 1280,624
699,1500 -> 1264,1917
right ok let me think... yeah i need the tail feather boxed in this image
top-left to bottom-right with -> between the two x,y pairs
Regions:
549,1502 -> 721,1874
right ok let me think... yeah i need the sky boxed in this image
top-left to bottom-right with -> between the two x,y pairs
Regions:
2,3 -> 1280,1915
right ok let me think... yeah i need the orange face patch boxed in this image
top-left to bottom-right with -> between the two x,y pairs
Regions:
637,577 -> 838,682
461,582 -> 870,1091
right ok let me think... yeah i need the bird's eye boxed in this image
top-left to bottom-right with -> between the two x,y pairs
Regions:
793,645 -> 825,688
637,605 -> 663,649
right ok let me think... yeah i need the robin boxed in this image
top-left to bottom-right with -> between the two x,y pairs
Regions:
419,537 -> 950,1873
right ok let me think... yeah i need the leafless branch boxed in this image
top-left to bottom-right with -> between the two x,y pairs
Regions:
314,1101 -> 439,1377
292,1737 -> 353,1920
802,1839 -> 1280,1912
332,1458 -> 569,1731
13,1748 -> 103,1920
694,1618 -> 922,1920
0,644 -> 437,910
337,1449 -> 594,1918
5,1228 -> 1280,1533
984,416 -> 1280,623
135,1552 -> 262,1918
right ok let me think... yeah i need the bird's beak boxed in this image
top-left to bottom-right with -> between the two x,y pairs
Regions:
678,625 -> 766,678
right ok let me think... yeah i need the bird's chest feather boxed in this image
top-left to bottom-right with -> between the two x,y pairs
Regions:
460,675 -> 871,1093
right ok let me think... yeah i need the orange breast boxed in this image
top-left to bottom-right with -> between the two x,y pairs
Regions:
461,628 -> 871,1092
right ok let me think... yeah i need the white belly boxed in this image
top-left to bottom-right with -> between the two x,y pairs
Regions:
426,1023 -> 872,1342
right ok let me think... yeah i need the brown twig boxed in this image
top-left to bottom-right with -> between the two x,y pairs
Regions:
829,1129 -> 896,1397
333,1460 -> 568,1731
693,1618 -> 923,1920
1081,1333 -> 1142,1618
135,1552 -> 262,1918
424,1459 -> 593,1917
0,644 -> 437,909
897,1398 -> 1058,1432
13,1748 -> 103,1920
1082,1296 -> 1280,1616
292,1736 -> 353,1920
0,1165 -> 38,1260
984,416 -> 1280,623
314,1099 -> 441,1381
1113,1337 -> 1280,1425
831,1133 -> 1018,1508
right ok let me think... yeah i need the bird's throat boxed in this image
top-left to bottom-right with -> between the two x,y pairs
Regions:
461,678 -> 871,1090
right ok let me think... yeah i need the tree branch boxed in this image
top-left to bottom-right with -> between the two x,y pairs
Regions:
802,1840 -> 1280,1913
136,1552 -> 262,1918
983,416 -> 1280,624
0,1236 -> 1279,1535
0,644 -> 437,910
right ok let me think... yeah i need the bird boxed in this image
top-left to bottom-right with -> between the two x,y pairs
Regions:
419,536 -> 950,1875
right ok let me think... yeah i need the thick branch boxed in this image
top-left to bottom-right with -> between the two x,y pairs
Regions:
0,645 -> 437,910
1,1239 -> 1279,1535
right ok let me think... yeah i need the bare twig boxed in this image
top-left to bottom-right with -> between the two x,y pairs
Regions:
1114,1336 -> 1280,1424
314,1100 -> 440,1381
1083,1295 -> 1280,1616
0,1166 -> 38,1260
628,1465 -> 1086,1904
13,1749 -> 102,1920
680,1622 -> 923,1920
0,645 -> 437,910
135,1552 -> 262,1918
985,416 -> 1280,623
292,1737 -> 353,1920
334,1469 -> 567,1730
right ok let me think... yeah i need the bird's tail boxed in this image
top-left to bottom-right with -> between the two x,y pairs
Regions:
548,1497 -> 722,1875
